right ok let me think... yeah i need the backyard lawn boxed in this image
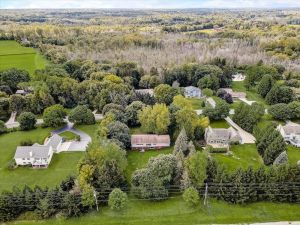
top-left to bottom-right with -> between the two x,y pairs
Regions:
231,81 -> 268,106
287,145 -> 300,165
257,114 -> 282,130
125,147 -> 173,181
186,97 -> 204,109
210,120 -> 230,128
0,40 -> 48,75
212,144 -> 264,173
10,197 -> 300,225
0,124 -> 99,192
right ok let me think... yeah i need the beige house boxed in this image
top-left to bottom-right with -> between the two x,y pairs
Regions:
205,126 -> 242,149
131,134 -> 170,151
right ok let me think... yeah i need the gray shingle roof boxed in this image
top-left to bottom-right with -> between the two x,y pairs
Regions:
45,134 -> 63,149
185,86 -> 200,91
14,146 -> 50,159
283,124 -> 300,135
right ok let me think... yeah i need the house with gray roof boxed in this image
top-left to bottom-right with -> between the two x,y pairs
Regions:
205,126 -> 242,149
277,123 -> 300,147
14,134 -> 63,168
184,86 -> 202,98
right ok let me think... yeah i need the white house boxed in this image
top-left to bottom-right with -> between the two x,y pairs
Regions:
131,134 -> 170,151
184,86 -> 202,98
135,89 -> 154,97
14,145 -> 54,168
277,123 -> 300,147
232,73 -> 246,82
14,134 -> 63,168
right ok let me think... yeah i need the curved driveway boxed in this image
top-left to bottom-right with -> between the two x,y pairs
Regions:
52,122 -> 92,151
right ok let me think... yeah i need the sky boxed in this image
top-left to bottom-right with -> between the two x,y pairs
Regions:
1,0 -> 300,9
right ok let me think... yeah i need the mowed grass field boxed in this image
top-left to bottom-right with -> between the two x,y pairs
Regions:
10,198 -> 300,225
125,147 -> 173,181
0,40 -> 48,74
212,144 -> 264,173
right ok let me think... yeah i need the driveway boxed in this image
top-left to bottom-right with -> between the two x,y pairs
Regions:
239,98 -> 256,106
5,111 -> 19,128
206,97 -> 216,108
225,117 -> 256,144
52,122 -> 92,152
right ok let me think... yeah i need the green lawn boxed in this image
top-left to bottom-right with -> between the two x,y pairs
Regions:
75,124 -> 98,141
186,98 -> 204,109
10,198 -> 300,225
0,40 -> 48,75
130,126 -> 146,135
257,114 -> 282,130
287,145 -> 300,165
210,120 -> 230,128
231,81 -> 268,107
0,124 -> 99,192
213,144 -> 264,173
59,131 -> 78,141
125,147 -> 173,181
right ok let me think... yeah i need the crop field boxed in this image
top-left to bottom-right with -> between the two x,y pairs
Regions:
0,40 -> 47,74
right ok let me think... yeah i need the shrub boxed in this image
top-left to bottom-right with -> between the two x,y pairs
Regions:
108,188 -> 128,211
182,187 -> 200,207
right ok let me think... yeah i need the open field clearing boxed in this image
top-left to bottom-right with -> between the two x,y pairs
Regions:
0,40 -> 47,74
10,198 -> 300,225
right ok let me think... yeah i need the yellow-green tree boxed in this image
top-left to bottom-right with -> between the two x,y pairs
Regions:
138,103 -> 170,134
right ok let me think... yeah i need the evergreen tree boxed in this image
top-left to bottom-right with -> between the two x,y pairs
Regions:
257,74 -> 274,98
173,128 -> 189,157
263,136 -> 287,165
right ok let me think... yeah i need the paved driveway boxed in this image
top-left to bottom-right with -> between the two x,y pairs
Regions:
206,97 -> 216,108
52,122 -> 92,152
225,117 -> 256,144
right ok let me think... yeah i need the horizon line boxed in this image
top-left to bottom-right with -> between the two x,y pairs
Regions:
1,7 -> 300,10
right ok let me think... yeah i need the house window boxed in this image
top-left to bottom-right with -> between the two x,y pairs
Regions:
22,158 -> 25,160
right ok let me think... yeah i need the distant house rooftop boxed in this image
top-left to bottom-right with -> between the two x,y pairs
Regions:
221,88 -> 246,99
15,90 -> 28,95
282,123 -> 300,135
135,89 -> 154,96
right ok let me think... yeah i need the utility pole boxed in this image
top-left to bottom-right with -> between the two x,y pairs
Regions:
93,189 -> 99,212
203,182 -> 208,206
